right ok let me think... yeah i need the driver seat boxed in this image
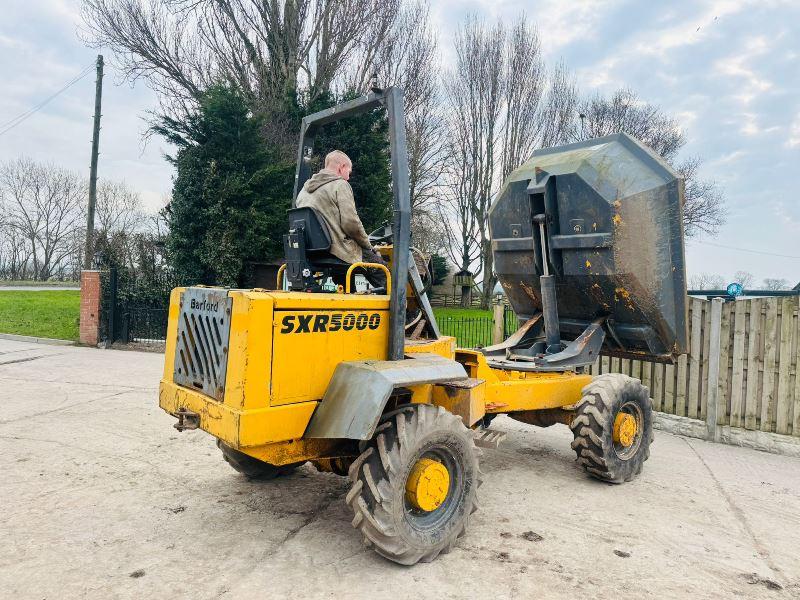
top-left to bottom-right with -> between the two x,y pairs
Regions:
287,207 -> 348,267
283,207 -> 349,291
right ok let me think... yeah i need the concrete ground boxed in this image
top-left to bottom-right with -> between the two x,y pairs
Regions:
1,338 -> 798,600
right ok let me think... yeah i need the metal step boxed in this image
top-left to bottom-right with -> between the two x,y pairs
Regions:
473,428 -> 506,449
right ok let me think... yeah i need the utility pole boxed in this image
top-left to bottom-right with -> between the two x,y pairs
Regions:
83,54 -> 104,270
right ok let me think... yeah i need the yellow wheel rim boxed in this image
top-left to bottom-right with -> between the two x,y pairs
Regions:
613,413 -> 637,448
405,458 -> 450,512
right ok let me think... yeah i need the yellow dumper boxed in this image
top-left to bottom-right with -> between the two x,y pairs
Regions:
160,87 -> 688,565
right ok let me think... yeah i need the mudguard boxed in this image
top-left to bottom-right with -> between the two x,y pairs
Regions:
304,353 -> 467,440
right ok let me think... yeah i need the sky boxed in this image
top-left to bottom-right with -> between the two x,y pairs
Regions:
1,0 -> 799,287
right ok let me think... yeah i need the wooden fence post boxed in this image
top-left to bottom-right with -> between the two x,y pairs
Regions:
706,298 -> 724,442
492,302 -> 505,345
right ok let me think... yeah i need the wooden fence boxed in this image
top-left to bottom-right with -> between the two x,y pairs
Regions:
429,293 -> 486,309
588,296 -> 800,438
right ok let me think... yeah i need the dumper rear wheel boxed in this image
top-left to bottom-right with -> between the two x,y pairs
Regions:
217,440 -> 300,480
570,374 -> 653,483
346,404 -> 481,565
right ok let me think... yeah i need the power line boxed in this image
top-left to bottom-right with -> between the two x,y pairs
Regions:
0,63 -> 95,138
696,240 -> 800,260
0,63 -> 94,133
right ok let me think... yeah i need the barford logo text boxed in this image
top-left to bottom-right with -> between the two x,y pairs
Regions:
190,298 -> 220,312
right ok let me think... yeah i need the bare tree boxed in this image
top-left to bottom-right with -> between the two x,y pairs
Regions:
96,180 -> 145,234
689,273 -> 725,290
499,19 -> 545,179
442,15 -> 551,308
576,88 -> 684,159
676,156 -> 726,237
733,270 -> 755,289
91,180 -> 148,269
762,278 -> 790,291
340,1 -> 445,212
81,0 -> 400,133
0,210 -> 32,280
574,88 -> 725,237
441,16 -> 502,307
437,110 -> 483,307
537,60 -> 579,149
0,162 -> 156,281
410,210 -> 444,257
0,158 -> 86,281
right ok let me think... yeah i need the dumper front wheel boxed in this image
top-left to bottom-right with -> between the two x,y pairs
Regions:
217,440 -> 301,480
570,374 -> 653,483
346,404 -> 481,565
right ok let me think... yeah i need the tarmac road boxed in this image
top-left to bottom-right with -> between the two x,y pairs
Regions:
1,338 -> 798,599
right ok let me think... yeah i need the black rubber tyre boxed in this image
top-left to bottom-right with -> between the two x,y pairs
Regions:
570,373 -> 653,484
346,404 -> 481,565
217,440 -> 301,480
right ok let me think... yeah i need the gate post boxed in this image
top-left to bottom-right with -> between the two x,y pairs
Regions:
706,298 -> 724,442
105,267 -> 118,348
79,270 -> 101,346
492,301 -> 505,345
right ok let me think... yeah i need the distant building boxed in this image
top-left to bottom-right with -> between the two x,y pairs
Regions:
794,281 -> 800,291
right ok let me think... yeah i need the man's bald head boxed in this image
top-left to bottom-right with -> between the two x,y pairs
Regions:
325,150 -> 351,169
325,150 -> 352,181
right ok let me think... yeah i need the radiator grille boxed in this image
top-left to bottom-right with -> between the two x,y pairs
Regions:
173,288 -> 232,401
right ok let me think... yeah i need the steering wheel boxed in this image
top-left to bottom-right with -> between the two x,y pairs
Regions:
367,222 -> 435,295
368,222 -> 393,244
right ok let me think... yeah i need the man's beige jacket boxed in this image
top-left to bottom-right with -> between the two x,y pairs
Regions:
295,168 -> 371,264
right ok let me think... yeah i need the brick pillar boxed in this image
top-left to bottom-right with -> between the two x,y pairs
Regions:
79,270 -> 101,346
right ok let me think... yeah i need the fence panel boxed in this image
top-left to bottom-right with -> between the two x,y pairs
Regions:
429,293 -> 485,309
638,359 -> 648,392
729,301 -> 747,428
631,359 -> 642,380
436,315 -> 494,348
125,307 -> 171,343
743,299 -> 762,430
592,296 -> 800,438
687,299 -> 701,418
717,301 -> 733,426
776,298 -> 796,434
794,306 -> 800,435
503,305 -> 519,338
676,353 -> 688,417
761,299 -> 779,432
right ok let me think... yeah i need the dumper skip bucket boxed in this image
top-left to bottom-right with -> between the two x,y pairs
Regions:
490,133 -> 688,362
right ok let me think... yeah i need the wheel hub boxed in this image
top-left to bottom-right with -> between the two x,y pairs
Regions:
405,458 -> 450,512
613,413 -> 637,448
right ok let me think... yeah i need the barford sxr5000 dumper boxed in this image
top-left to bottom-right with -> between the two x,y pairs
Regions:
159,87 -> 688,565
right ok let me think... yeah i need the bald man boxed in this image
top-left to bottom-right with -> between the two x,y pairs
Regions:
296,150 -> 387,289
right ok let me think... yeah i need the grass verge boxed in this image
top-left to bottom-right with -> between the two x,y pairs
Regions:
0,290 -> 80,341
432,307 -> 492,320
